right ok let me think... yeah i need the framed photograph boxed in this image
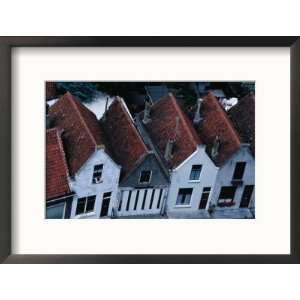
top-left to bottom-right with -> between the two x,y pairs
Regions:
0,37 -> 299,263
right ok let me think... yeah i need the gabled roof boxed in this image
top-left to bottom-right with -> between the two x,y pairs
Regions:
101,97 -> 149,178
145,93 -> 202,169
197,92 -> 241,166
49,92 -> 108,175
46,128 -> 71,200
229,93 -> 255,154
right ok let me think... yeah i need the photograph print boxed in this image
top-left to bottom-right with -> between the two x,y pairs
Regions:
46,81 -> 255,219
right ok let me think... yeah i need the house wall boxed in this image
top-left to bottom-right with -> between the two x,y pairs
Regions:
69,149 -> 121,219
116,153 -> 169,217
165,146 -> 218,218
210,146 -> 255,215
116,187 -> 168,217
120,153 -> 169,187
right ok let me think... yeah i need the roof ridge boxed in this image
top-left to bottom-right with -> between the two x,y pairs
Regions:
115,97 -> 149,153
168,94 -> 200,147
64,92 -> 99,149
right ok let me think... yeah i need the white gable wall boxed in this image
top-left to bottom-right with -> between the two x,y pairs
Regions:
166,146 -> 218,218
210,146 -> 255,216
69,149 -> 121,219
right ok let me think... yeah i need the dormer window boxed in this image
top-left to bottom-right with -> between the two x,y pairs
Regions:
139,170 -> 152,184
92,164 -> 103,183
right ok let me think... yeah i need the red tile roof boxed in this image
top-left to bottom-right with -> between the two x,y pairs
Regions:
145,93 -> 202,169
229,93 -> 255,154
46,128 -> 71,200
49,92 -> 107,175
101,97 -> 149,177
197,92 -> 241,166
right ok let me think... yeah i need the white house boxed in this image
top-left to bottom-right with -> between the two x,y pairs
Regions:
47,92 -> 121,219
144,93 -> 219,218
194,92 -> 255,218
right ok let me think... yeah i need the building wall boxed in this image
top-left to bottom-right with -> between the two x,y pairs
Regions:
210,146 -> 255,214
116,154 -> 169,217
165,146 -> 218,218
69,149 -> 121,219
116,187 -> 168,217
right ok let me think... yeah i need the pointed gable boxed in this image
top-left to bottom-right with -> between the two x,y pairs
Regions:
197,92 -> 241,166
46,128 -> 71,200
145,93 -> 202,169
101,96 -> 149,177
49,92 -> 108,175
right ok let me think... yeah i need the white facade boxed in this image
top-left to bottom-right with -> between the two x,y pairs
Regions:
165,145 -> 219,218
209,145 -> 255,218
116,187 -> 168,217
69,149 -> 121,219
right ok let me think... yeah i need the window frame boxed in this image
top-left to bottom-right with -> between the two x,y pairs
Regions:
92,164 -> 104,184
199,187 -> 211,209
139,170 -> 152,184
46,201 -> 66,219
232,162 -> 246,180
75,195 -> 96,215
217,186 -> 237,207
176,188 -> 193,207
189,164 -> 202,181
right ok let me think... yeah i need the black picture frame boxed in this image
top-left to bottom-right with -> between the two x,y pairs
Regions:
0,36 -> 299,264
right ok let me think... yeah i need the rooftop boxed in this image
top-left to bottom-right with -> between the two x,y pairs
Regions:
49,92 -> 108,175
46,128 -> 71,200
145,93 -> 202,169
197,92 -> 241,166
101,96 -> 149,178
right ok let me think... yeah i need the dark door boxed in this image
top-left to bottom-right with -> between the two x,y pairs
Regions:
199,187 -> 211,209
240,185 -> 254,208
100,192 -> 111,217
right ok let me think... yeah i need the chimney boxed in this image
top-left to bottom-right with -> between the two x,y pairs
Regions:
164,117 -> 179,161
142,98 -> 152,124
193,98 -> 203,125
211,135 -> 220,159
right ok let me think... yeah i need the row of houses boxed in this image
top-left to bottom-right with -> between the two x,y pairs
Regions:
46,90 -> 255,219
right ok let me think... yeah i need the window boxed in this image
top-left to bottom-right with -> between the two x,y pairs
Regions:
218,186 -> 237,206
118,198 -> 122,211
76,196 -> 96,215
176,188 -> 193,205
189,165 -> 202,181
199,187 -> 211,209
139,170 -> 152,184
126,191 -> 132,211
232,162 -> 246,180
46,202 -> 65,219
149,189 -> 155,210
92,164 -> 103,183
240,185 -> 254,208
141,190 -> 148,210
157,189 -> 163,209
100,192 -> 111,217
134,190 -> 140,210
